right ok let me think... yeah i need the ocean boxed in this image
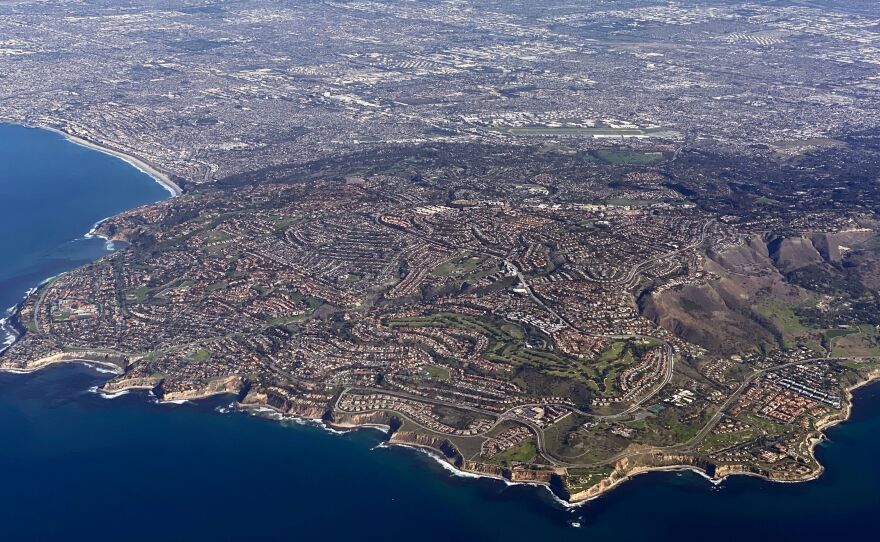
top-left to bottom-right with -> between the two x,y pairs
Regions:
1,124 -> 879,541
0,124 -> 169,350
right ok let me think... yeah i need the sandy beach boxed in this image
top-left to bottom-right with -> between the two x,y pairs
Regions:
42,126 -> 183,197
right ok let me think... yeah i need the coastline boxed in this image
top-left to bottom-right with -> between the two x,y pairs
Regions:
1,121 -> 877,505
0,316 -> 16,355
3,355 -> 880,507
0,122 -> 179,358
40,126 -> 183,197
563,366 -> 880,504
0,353 -> 125,376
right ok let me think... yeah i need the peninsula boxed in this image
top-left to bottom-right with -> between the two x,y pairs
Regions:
2,0 -> 880,505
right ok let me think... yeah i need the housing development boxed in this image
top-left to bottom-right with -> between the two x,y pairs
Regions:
2,0 -> 880,502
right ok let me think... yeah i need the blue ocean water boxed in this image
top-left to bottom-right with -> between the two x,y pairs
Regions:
1,124 -> 879,541
0,124 -> 168,311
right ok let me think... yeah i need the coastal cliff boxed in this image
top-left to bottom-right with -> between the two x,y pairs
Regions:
160,375 -> 245,402
390,430 -> 464,466
0,349 -> 127,374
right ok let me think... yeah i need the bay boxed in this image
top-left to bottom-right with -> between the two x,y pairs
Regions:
0,124 -> 168,311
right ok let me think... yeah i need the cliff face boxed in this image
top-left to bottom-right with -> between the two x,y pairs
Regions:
161,375 -> 244,402
329,410 -> 395,429
509,468 -> 555,484
567,476 -> 617,503
239,386 -> 328,419
713,464 -> 765,478
461,460 -> 506,478
390,430 -> 463,465
0,350 -> 128,374
616,452 -> 707,473
103,375 -> 162,393
567,453 -> 707,503
390,430 -> 450,450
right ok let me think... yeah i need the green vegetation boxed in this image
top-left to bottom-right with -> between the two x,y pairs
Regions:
431,253 -> 486,277
697,428 -> 759,453
189,348 -> 211,362
584,339 -> 659,397
488,439 -> 538,465
500,323 -> 525,340
141,350 -> 165,362
543,416 -> 630,463
490,125 -> 673,138
268,313 -> 310,326
202,231 -> 231,243
605,197 -> 655,207
387,312 -> 592,404
740,413 -> 789,438
388,314 -> 533,368
593,150 -> 664,165
127,286 -> 153,303
565,466 -> 615,493
824,327 -> 858,341
272,214 -> 313,231
386,313 -> 657,405
639,407 -> 712,447
754,300 -> 814,348
286,291 -> 326,310
830,325 -> 880,357
756,196 -> 782,206
423,364 -> 451,380
754,301 -> 807,334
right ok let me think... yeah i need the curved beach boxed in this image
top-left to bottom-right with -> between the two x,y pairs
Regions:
42,126 -> 183,197
0,123 -> 176,356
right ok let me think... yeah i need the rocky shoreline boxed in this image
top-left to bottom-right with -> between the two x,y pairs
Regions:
562,367 -> 880,503
2,348 -> 879,505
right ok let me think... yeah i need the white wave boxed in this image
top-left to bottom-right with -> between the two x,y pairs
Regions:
54,129 -> 180,198
1,327 -> 15,347
100,389 -> 130,399
36,275 -> 58,288
319,424 -> 352,435
80,217 -> 120,251
236,404 -> 365,435
215,402 -> 236,414
83,216 -> 113,238
1,278 -> 67,356
0,320 -> 18,355
80,362 -> 123,375
114,157 -> 178,197
391,444 -> 488,480
86,386 -> 130,399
